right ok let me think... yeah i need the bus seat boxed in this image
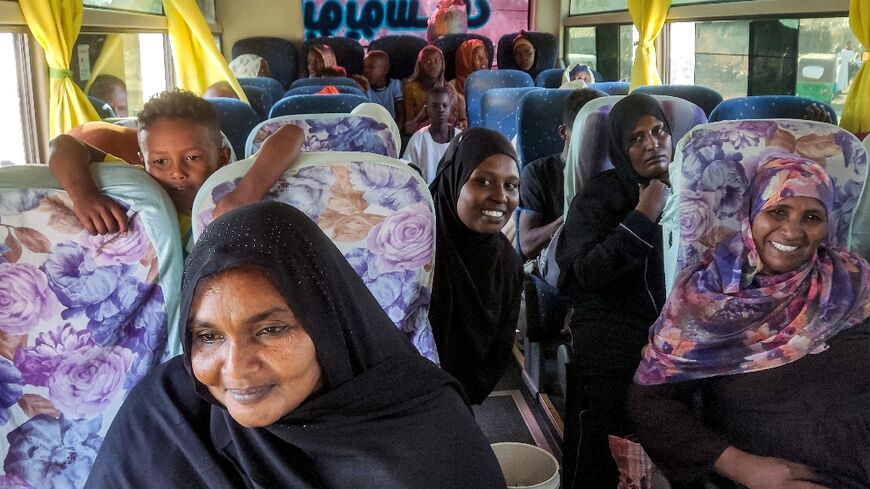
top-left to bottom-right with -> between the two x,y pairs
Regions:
232,37 -> 298,89
0,163 -> 182,488
289,76 -> 361,90
352,102 -> 402,153
586,81 -> 630,95
239,85 -> 269,119
269,94 -> 370,118
192,152 -> 439,362
522,272 -> 570,395
205,97 -> 263,159
517,89 -> 575,166
535,68 -> 564,88
465,70 -> 534,128
283,84 -> 367,98
633,84 -> 723,118
238,76 -> 285,110
88,95 -> 116,119
300,37 -> 365,77
245,113 -> 399,159
564,95 -> 708,211
432,33 -> 495,82
497,31 -> 559,79
708,95 -> 838,125
664,119 -> 867,294
481,87 -> 542,142
368,35 -> 429,81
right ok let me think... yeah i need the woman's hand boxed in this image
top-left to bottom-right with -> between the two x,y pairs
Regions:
635,180 -> 669,222
714,447 -> 830,489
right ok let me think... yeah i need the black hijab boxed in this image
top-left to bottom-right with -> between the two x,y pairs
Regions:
428,128 -> 524,405
86,202 -> 506,489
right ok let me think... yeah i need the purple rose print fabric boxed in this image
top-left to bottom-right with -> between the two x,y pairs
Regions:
245,114 -> 399,158
0,187 -> 169,488
194,153 -> 438,362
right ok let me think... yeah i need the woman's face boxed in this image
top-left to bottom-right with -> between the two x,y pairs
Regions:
457,153 -> 519,234
307,50 -> 325,77
751,196 -> 827,274
513,43 -> 535,71
421,51 -> 443,80
627,115 -> 672,183
471,46 -> 488,72
189,267 -> 323,428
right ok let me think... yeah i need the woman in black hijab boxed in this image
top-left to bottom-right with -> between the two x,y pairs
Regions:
85,201 -> 506,489
429,127 -> 524,406
555,93 -> 673,488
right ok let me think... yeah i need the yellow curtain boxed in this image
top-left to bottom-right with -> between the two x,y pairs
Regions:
841,0 -> 870,136
162,0 -> 248,103
84,34 -> 125,93
628,0 -> 671,91
19,0 -> 99,138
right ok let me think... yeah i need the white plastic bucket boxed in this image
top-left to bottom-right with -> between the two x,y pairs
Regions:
491,442 -> 560,489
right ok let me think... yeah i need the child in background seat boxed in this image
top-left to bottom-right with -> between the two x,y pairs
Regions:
49,89 -> 303,249
402,86 -> 459,183
353,50 -> 405,130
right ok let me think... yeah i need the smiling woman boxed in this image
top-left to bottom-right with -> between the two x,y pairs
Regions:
84,201 -> 507,489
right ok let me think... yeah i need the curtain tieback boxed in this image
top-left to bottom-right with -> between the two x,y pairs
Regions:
863,52 -> 870,62
49,68 -> 73,79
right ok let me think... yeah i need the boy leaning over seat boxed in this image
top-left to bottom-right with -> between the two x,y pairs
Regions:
49,89 -> 303,248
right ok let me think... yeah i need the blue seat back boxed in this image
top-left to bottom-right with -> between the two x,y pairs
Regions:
239,85 -> 269,119
368,35 -> 429,81
205,97 -> 263,158
238,76 -> 285,109
232,37 -> 298,89
535,68 -> 564,88
88,95 -> 116,119
633,84 -> 724,118
496,31 -> 558,79
290,76 -> 360,89
432,33 -> 495,81
587,81 -> 630,95
481,87 -> 541,142
269,94 -> 370,118
708,95 -> 838,124
300,37 -> 365,77
517,89 -> 575,166
283,84 -> 367,98
465,69 -> 534,128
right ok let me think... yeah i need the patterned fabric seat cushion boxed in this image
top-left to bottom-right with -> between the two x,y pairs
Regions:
245,114 -> 399,159
192,152 -> 438,362
0,163 -> 182,488
663,119 -> 868,293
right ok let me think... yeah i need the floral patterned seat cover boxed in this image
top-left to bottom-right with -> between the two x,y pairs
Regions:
853,135 -> 870,258
192,152 -> 438,363
0,163 -> 182,488
244,114 -> 399,159
663,119 -> 868,294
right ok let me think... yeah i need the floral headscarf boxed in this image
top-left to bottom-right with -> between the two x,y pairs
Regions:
635,156 -> 870,385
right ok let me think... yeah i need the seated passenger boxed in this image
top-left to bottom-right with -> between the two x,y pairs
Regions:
83,201 -> 507,489
352,50 -> 405,129
519,88 -> 604,259
49,90 -> 304,250
448,39 -> 488,96
429,128 -> 524,405
202,80 -> 239,99
229,53 -> 270,78
307,44 -> 337,77
564,64 -> 595,84
555,93 -> 672,488
318,65 -> 347,78
403,46 -> 467,135
630,157 -> 870,489
402,85 -> 459,183
512,33 -> 536,76
88,74 -> 129,117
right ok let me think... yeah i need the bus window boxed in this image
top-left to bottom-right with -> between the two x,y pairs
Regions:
0,33 -> 27,166
565,25 -> 637,82
83,0 -> 162,15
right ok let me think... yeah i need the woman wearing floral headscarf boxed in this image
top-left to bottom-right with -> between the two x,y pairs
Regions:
630,157 -> 870,489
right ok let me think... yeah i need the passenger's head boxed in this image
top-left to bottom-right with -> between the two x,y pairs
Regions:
229,53 -> 270,78
455,39 -> 488,82
318,65 -> 347,77
307,44 -> 337,77
426,85 -> 453,128
363,50 -> 390,86
431,128 -> 520,234
568,64 -> 595,83
203,81 -> 238,99
608,93 -> 672,185
137,90 -> 230,212
183,202 -> 417,427
560,88 -> 606,144
413,46 -> 445,84
89,74 -> 128,117
748,157 -> 833,275
512,33 -> 536,72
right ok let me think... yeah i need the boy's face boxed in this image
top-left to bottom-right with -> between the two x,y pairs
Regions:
138,117 -> 229,213
426,93 -> 452,126
363,56 -> 388,86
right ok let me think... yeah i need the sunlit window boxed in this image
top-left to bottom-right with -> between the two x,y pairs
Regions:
565,25 -> 637,82
0,33 -> 26,166
83,0 -> 162,15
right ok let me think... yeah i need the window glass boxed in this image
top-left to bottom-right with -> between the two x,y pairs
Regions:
0,33 -> 26,165
83,0 -> 162,15
72,33 -> 168,119
565,27 -> 596,70
570,0 -> 743,16
797,17 -> 861,117
565,25 -> 636,82
669,20 -> 749,100
197,0 -> 216,23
